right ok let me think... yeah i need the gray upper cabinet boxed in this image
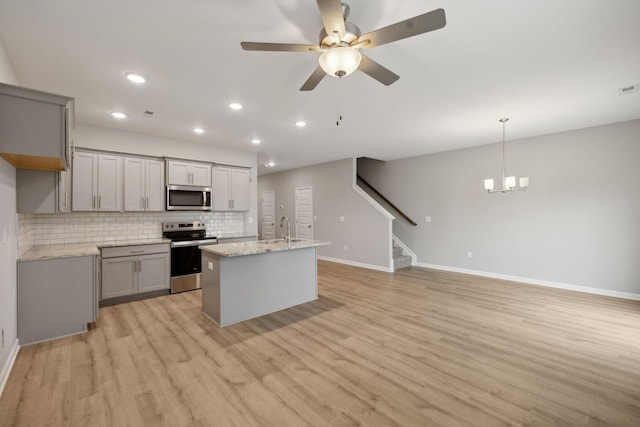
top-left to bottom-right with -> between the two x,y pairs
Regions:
212,166 -> 250,211
16,168 -> 72,214
72,151 -> 123,211
167,160 -> 211,186
0,82 -> 73,171
124,157 -> 164,211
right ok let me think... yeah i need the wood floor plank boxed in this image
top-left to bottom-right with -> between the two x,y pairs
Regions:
2,261 -> 640,426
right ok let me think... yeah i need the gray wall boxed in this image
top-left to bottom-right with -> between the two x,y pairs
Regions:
258,158 -> 391,270
359,120 -> 640,295
75,124 -> 259,236
0,38 -> 19,389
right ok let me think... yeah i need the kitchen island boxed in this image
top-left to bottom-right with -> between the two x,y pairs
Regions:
199,239 -> 330,327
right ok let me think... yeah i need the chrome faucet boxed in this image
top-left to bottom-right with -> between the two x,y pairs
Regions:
280,216 -> 291,242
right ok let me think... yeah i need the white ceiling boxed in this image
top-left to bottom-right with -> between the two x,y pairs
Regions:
1,0 -> 639,175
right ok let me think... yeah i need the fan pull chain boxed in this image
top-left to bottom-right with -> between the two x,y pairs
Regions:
336,77 -> 343,126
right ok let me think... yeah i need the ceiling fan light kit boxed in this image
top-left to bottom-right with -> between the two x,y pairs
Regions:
241,0 -> 446,91
484,118 -> 530,194
319,46 -> 362,77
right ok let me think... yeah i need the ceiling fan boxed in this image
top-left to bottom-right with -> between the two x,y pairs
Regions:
241,0 -> 446,91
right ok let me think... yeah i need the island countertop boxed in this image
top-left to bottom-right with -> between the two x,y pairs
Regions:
200,239 -> 331,257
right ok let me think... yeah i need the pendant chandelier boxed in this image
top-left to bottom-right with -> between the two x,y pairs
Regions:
484,118 -> 529,193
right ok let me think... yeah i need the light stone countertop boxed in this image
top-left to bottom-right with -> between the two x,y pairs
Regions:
215,234 -> 259,240
200,239 -> 331,257
18,238 -> 171,262
18,243 -> 101,262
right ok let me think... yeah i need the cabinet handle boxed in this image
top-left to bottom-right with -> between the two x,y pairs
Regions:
141,197 -> 145,209
98,195 -> 101,209
64,192 -> 68,207
146,197 -> 149,209
138,260 -> 142,272
93,195 -> 96,208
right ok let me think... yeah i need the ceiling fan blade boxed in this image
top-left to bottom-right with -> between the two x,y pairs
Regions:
241,41 -> 321,53
300,65 -> 326,91
316,0 -> 346,40
358,55 -> 399,86
358,8 -> 446,49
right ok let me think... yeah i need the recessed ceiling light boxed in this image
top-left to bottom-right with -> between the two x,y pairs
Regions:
193,127 -> 204,134
110,111 -> 127,119
251,139 -> 261,144
125,73 -> 146,84
228,102 -> 243,110
264,161 -> 275,167
295,121 -> 307,128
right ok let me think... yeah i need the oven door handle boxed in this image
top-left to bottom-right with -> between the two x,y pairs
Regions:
171,239 -> 218,248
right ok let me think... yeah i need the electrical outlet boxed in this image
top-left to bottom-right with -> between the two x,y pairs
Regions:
248,217 -> 253,224
207,261 -> 214,270
344,245 -> 348,251
425,216 -> 431,223
339,216 -> 345,222
466,251 -> 473,259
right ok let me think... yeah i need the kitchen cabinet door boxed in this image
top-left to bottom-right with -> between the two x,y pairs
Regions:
101,257 -> 137,299
137,253 -> 170,293
58,168 -> 72,212
97,154 -> 122,211
212,166 -> 231,210
124,157 -> 164,211
124,157 -> 145,211
167,160 -> 191,185
191,163 -> 212,186
167,160 -> 211,186
213,166 -> 250,211
72,151 -> 98,210
231,168 -> 250,211
146,159 -> 165,211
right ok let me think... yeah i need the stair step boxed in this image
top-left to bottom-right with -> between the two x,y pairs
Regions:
393,255 -> 412,270
393,246 -> 403,257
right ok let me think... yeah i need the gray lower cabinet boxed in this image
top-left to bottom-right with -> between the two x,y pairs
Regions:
18,255 -> 98,345
101,243 -> 170,305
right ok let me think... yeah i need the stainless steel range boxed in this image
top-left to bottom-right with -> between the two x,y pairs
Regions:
162,221 -> 217,293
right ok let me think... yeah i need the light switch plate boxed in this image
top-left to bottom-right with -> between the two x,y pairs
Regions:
207,261 -> 214,270
339,216 -> 344,222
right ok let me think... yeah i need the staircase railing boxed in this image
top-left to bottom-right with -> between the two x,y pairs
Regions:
356,175 -> 417,226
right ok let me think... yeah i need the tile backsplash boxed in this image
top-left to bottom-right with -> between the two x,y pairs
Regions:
18,211 -> 245,252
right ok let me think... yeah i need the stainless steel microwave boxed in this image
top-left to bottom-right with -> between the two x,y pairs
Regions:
166,185 -> 212,211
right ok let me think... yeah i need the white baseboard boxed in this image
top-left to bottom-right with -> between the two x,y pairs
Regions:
0,339 -> 20,398
415,262 -> 640,301
318,256 -> 394,273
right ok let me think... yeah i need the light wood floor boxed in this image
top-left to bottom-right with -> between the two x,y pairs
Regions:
2,261 -> 640,426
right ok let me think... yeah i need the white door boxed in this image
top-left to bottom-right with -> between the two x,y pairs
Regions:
295,187 -> 313,240
261,190 -> 275,240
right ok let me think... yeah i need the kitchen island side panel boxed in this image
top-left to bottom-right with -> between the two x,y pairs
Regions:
202,247 -> 318,327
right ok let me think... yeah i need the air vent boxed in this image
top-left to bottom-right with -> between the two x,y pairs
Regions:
144,110 -> 154,116
618,84 -> 639,95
